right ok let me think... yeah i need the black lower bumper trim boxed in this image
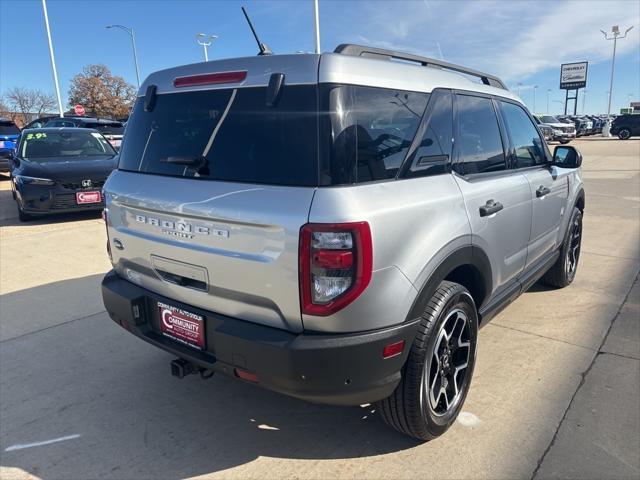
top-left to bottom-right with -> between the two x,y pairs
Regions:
101,270 -> 420,405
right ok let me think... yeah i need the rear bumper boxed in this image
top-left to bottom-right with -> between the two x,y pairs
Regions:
101,270 -> 420,405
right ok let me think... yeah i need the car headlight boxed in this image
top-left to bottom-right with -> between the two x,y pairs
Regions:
16,175 -> 55,186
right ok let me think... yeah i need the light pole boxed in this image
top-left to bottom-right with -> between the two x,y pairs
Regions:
582,89 -> 587,114
517,82 -> 522,97
106,25 -> 141,88
601,25 -> 634,115
41,0 -> 64,118
313,0 -> 320,54
546,89 -> 551,114
196,33 -> 218,62
533,85 -> 538,113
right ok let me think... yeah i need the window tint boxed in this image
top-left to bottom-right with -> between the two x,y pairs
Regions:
118,86 -> 319,186
320,85 -> 429,185
500,101 -> 546,168
455,95 -> 505,175
403,90 -> 452,178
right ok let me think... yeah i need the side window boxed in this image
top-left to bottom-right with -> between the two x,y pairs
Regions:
500,101 -> 546,168
352,87 -> 429,182
404,90 -> 453,178
455,95 -> 505,175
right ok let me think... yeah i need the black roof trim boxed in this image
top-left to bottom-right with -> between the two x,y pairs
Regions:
334,44 -> 508,91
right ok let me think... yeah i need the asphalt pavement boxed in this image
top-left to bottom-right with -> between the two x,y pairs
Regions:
0,137 -> 638,479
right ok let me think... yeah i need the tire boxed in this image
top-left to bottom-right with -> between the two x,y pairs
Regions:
541,207 -> 582,288
559,139 -> 571,145
378,281 -> 478,441
17,204 -> 33,222
618,128 -> 631,140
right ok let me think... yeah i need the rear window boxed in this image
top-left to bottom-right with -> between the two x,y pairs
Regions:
0,121 -> 19,135
118,86 -> 319,186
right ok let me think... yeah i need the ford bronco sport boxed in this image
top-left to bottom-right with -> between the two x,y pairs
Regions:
101,44 -> 585,440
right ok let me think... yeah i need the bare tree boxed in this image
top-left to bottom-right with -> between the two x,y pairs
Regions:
5,88 -> 57,126
68,64 -> 136,119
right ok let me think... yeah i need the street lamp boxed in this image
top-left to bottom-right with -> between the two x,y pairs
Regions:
533,85 -> 538,113
196,33 -> 218,62
546,89 -> 551,114
582,89 -> 588,114
517,82 -> 523,97
106,25 -> 141,88
601,25 -> 634,115
41,0 -> 64,117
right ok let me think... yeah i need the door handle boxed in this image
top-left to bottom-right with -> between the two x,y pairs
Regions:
479,199 -> 504,217
536,185 -> 551,198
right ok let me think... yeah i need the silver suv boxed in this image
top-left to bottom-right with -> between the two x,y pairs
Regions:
101,44 -> 585,440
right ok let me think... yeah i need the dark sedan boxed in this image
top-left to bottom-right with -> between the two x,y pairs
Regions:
10,128 -> 118,221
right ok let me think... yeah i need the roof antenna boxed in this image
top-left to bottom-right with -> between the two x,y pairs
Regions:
241,6 -> 272,55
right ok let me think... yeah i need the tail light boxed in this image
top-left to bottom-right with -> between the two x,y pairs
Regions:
299,222 -> 372,316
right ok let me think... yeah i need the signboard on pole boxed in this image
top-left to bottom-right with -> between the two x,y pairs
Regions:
74,104 -> 86,116
560,62 -> 588,90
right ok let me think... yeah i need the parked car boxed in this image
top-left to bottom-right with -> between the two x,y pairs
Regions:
0,118 -> 20,172
10,128 -> 118,221
100,44 -> 585,441
537,123 -> 554,142
558,115 -> 589,137
535,115 -> 576,144
610,114 -> 640,139
44,117 -> 125,150
22,115 -> 57,130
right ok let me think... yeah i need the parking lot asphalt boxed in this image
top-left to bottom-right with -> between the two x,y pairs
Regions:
1,137 -> 638,480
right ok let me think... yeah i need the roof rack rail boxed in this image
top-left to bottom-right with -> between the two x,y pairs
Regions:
334,44 -> 508,91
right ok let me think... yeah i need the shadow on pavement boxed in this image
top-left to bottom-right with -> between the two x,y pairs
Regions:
0,275 -> 420,480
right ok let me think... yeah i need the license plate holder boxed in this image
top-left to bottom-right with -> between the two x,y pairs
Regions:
158,301 -> 205,350
76,191 -> 102,204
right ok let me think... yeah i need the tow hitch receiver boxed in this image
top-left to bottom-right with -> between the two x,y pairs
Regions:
170,358 -> 196,379
170,358 -> 214,380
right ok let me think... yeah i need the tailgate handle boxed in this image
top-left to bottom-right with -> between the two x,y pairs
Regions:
155,269 -> 207,291
151,255 -> 209,292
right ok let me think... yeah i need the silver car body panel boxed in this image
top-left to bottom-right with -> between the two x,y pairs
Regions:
304,175 -> 471,332
105,171 -> 315,333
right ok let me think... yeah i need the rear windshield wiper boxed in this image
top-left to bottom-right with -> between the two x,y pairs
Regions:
160,155 -> 207,166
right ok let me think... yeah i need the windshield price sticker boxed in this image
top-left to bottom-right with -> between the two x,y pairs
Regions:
26,133 -> 47,140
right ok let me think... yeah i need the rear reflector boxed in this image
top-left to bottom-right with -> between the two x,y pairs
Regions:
234,368 -> 259,383
383,340 -> 405,359
173,71 -> 247,88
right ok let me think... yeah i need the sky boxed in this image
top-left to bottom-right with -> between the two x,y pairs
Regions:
1,0 -> 639,115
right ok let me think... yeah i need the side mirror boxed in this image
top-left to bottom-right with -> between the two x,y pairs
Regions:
553,145 -> 582,168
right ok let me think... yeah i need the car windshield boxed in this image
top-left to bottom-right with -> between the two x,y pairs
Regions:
540,116 -> 559,123
0,121 -> 20,135
20,130 -> 116,159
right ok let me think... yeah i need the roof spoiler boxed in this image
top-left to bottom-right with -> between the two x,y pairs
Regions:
334,44 -> 508,91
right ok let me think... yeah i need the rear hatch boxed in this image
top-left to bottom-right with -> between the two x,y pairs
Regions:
104,55 -> 320,333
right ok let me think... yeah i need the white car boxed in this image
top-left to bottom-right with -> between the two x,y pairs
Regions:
537,115 -> 576,144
